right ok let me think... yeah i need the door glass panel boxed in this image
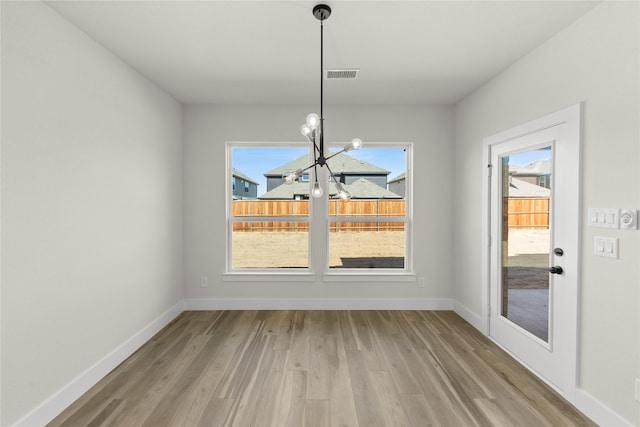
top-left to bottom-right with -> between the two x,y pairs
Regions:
500,146 -> 552,342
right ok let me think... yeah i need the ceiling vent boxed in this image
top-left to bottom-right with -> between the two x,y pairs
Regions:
326,69 -> 359,79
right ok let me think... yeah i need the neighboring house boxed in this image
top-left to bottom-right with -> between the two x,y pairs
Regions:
346,178 -> 403,199
259,178 -> 402,200
508,177 -> 550,198
510,160 -> 551,189
232,168 -> 259,199
263,152 -> 391,193
388,172 -> 405,197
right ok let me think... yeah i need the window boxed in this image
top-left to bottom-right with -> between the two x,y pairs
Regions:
229,145 -> 310,270
227,142 -> 411,274
244,181 -> 249,192
327,144 -> 409,270
537,175 -> 550,189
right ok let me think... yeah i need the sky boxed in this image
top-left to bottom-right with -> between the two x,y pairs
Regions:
508,146 -> 552,166
233,146 -> 406,197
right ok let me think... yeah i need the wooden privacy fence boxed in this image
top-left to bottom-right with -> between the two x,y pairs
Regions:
232,197 -> 549,231
232,199 -> 405,232
508,197 -> 549,229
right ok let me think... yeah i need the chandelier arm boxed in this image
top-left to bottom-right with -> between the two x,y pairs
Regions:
324,162 -> 341,191
323,149 -> 347,163
313,139 -> 322,157
299,162 -> 318,176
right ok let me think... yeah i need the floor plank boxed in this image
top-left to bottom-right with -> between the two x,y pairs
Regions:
48,310 -> 596,427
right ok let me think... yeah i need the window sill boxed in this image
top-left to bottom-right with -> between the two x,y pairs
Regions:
223,272 -> 316,282
222,271 -> 416,283
322,272 -> 416,282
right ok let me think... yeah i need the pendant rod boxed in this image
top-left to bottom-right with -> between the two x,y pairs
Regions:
319,18 -> 325,159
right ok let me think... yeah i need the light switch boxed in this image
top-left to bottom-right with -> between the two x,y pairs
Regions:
605,212 -> 615,224
588,208 -> 620,228
594,236 -> 618,258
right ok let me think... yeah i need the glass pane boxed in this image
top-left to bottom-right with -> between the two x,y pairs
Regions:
232,222 -> 309,269
329,223 -> 405,268
230,147 -> 311,269
327,146 -> 407,269
500,146 -> 552,342
233,200 -> 309,218
232,147 -> 310,202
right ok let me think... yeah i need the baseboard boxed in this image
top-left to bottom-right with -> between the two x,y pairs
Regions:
453,300 -> 488,334
574,389 -> 635,427
12,300 -> 185,427
184,297 -> 453,311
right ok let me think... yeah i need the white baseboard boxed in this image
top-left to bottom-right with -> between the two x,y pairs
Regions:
13,301 -> 184,427
453,300 -> 488,334
184,297 -> 453,311
574,389 -> 635,427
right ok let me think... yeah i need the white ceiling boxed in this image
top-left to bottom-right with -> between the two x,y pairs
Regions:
46,1 -> 599,105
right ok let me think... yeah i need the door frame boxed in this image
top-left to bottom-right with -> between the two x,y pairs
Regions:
480,103 -> 582,399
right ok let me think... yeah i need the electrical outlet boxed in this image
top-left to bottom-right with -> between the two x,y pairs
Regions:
635,378 -> 640,402
200,276 -> 208,288
418,277 -> 426,288
620,209 -> 637,230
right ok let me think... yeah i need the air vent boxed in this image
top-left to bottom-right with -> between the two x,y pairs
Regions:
326,69 -> 359,79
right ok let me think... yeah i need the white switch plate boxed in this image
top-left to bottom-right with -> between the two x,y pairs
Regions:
594,236 -> 618,258
588,208 -> 620,228
200,276 -> 208,287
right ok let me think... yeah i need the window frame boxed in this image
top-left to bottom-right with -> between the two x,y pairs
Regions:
224,141 -> 414,281
226,142 -> 314,275
324,141 -> 413,276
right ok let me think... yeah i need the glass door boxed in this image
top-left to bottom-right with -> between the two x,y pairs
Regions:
486,104 -> 581,396
499,147 -> 552,342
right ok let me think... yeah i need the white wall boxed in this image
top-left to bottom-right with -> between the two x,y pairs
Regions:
1,2 -> 183,425
184,105 -> 453,302
452,2 -> 639,424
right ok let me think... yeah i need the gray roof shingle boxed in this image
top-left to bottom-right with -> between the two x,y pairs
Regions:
264,152 -> 390,176
258,178 -> 402,200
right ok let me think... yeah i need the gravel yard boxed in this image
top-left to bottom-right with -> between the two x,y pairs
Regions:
232,230 -> 404,269
232,229 -> 549,283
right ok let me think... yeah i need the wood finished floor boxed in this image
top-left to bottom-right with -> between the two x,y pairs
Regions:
49,311 -> 595,427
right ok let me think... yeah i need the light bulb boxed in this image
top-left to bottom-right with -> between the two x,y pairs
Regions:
344,138 -> 363,152
301,124 -> 312,137
306,113 -> 320,129
338,189 -> 351,201
283,169 -> 302,184
311,182 -> 323,198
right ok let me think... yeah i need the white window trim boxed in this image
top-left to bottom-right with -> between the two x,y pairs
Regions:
226,141 -> 413,278
324,141 -> 413,275
227,142 -> 313,274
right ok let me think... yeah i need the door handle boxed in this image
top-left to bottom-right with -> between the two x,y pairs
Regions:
549,266 -> 564,275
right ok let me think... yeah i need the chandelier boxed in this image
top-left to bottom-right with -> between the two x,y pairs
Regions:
283,4 -> 362,201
